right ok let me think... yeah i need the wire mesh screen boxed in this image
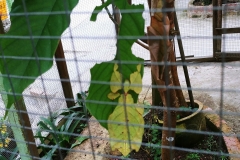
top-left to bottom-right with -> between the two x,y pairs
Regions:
0,0 -> 240,159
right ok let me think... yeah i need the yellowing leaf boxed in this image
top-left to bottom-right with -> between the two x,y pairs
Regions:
113,63 -> 118,71
110,64 -> 122,93
136,104 -> 144,115
124,80 -> 130,93
129,71 -> 142,94
118,94 -> 134,105
108,92 -> 120,100
136,64 -> 141,72
108,105 -> 144,156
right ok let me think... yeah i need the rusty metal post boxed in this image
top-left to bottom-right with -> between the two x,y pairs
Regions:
54,40 -> 75,108
7,99 -> 39,159
213,0 -> 222,59
217,0 -> 222,53
174,11 -> 195,108
14,99 -> 39,159
213,0 -> 218,58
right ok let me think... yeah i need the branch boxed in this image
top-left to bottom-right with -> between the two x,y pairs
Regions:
101,0 -> 119,26
136,40 -> 149,50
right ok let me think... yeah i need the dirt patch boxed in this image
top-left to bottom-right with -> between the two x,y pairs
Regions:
64,117 -> 110,160
125,109 -> 229,160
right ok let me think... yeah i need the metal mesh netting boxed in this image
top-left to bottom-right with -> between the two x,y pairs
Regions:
0,0 -> 240,159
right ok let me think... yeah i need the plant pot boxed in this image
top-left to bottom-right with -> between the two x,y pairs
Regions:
158,100 -> 206,147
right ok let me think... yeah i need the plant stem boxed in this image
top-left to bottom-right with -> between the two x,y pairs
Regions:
102,0 -> 149,49
101,0 -> 119,26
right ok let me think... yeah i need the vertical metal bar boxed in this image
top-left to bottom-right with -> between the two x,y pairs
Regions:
217,0 -> 222,53
15,99 -> 39,159
213,0 -> 223,59
55,40 -> 75,108
213,0 -> 218,58
8,99 -> 39,160
173,11 -> 195,108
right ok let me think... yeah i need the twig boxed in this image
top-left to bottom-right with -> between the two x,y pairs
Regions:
136,40 -> 149,50
101,0 -> 119,25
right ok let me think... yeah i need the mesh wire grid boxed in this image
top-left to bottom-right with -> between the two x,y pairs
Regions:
0,0 -> 239,159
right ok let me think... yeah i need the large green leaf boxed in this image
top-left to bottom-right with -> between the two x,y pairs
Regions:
0,0 -> 79,115
86,1 -> 144,129
86,62 -> 117,128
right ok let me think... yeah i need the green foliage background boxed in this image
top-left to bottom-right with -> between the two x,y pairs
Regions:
0,0 -> 78,116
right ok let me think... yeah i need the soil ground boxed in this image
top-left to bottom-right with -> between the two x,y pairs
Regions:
127,109 -> 229,160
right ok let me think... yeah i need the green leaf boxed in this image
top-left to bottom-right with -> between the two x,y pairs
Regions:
59,139 -> 68,147
90,0 -> 145,78
68,116 -> 83,133
70,136 -> 88,149
115,2 -> 145,76
108,96 -> 144,156
90,1 -> 111,21
40,145 -> 58,160
86,62 -> 117,128
6,0 -> 14,12
60,106 -> 84,116
35,135 -> 52,143
37,120 -> 52,131
63,113 -> 77,132
0,0 -> 79,117
0,156 -> 8,160
38,117 -> 60,143
39,117 -> 57,130
86,0 -> 145,130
